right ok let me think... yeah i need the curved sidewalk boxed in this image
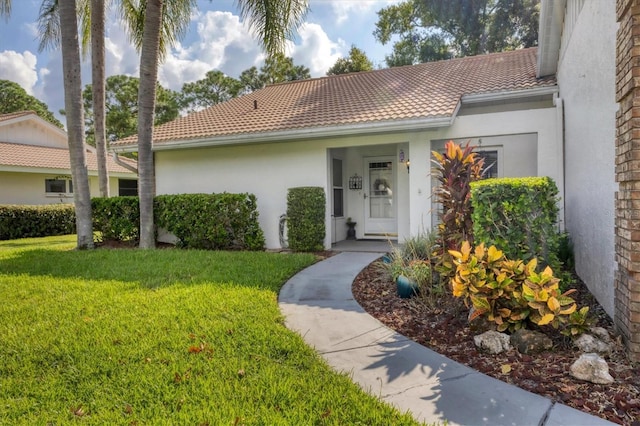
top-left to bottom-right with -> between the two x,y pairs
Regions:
278,251 -> 615,426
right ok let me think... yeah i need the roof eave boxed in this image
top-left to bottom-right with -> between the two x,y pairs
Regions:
112,115 -> 457,153
537,0 -> 566,78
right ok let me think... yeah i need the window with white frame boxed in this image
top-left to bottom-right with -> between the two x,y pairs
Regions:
45,178 -> 73,194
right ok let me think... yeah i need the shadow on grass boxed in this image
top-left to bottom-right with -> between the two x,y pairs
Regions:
0,248 -> 315,290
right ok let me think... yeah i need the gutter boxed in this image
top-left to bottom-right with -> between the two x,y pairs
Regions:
111,115 -> 456,153
461,86 -> 559,104
112,152 -> 138,174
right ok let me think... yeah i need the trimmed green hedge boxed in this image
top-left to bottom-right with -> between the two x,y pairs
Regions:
155,193 -> 265,250
0,204 -> 76,240
92,196 -> 140,242
471,176 -> 560,268
287,187 -> 325,252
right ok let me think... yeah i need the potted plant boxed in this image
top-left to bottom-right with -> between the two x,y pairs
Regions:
346,217 -> 357,240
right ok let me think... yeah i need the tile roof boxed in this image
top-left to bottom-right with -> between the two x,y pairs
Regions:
0,111 -> 37,122
112,47 -> 556,149
0,141 -> 137,175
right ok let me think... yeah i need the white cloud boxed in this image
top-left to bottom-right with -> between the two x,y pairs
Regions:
290,23 -> 344,76
0,50 -> 39,94
331,0 -> 401,25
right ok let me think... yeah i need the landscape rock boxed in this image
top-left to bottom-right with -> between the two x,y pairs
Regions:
510,329 -> 553,354
474,331 -> 511,354
574,331 -> 612,355
570,353 -> 614,384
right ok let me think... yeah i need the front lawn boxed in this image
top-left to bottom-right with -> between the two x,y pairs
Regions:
0,236 -> 419,425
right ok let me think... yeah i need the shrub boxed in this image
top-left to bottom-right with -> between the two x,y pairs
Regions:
447,241 -> 589,334
0,204 -> 75,240
286,187 -> 325,252
92,196 -> 140,242
155,193 -> 265,250
470,176 -> 560,270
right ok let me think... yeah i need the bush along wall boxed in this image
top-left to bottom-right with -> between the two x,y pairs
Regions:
155,193 -> 265,250
91,196 -> 140,242
0,204 -> 76,240
470,176 -> 561,270
286,187 -> 325,252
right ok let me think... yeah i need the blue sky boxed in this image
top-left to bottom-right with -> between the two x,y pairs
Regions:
0,0 -> 398,122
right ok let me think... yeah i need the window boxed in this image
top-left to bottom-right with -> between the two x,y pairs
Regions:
45,178 -> 72,194
332,158 -> 344,217
119,179 -> 138,196
476,150 -> 499,179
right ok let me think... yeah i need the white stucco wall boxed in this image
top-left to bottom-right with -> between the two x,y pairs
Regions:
0,171 -> 131,205
558,0 -> 617,316
0,119 -> 67,148
155,103 -> 562,250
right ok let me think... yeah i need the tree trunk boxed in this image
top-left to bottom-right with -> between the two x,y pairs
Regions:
59,0 -> 94,249
137,0 -> 163,249
91,0 -> 109,197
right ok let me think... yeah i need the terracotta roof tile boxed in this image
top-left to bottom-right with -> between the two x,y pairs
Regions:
0,111 -> 38,122
0,141 -> 137,175
113,48 -> 555,148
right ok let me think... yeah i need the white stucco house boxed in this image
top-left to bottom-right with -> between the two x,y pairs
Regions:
112,47 -> 563,251
0,111 -> 138,205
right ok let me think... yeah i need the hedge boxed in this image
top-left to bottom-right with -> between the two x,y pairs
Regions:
155,193 -> 265,250
92,196 -> 140,242
286,187 -> 325,252
0,204 -> 76,240
470,176 -> 560,268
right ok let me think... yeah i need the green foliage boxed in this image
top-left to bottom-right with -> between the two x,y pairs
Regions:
178,70 -> 242,113
448,241 -> 588,334
0,204 -> 75,240
432,140 -> 484,254
155,193 -> 265,250
286,187 -> 325,252
327,45 -> 374,75
82,75 -> 179,144
0,80 -> 63,128
91,196 -> 140,242
374,0 -> 539,66
470,176 -> 561,271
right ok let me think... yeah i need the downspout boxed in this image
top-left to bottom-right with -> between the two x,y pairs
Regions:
112,152 -> 138,174
554,92 -> 566,231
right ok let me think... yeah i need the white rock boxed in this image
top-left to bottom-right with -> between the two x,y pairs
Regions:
574,333 -> 612,355
570,353 -> 614,384
474,331 -> 511,354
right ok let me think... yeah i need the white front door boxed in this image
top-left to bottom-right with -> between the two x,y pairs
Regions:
364,157 -> 397,237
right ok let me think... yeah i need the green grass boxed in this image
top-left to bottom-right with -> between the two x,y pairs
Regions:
0,236 -> 419,425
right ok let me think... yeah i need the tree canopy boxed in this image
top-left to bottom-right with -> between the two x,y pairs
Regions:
374,0 -> 540,66
82,75 -> 179,143
0,79 -> 64,128
239,53 -> 310,94
327,45 -> 374,76
179,71 -> 242,113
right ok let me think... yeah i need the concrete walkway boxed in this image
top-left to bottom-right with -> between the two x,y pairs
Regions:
278,251 -> 615,425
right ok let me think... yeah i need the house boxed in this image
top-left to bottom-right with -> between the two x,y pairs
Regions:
0,111 -> 138,204
112,47 -> 562,250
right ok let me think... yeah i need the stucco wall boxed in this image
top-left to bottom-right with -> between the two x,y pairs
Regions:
155,104 -> 562,250
0,171 -> 128,205
0,119 -> 67,148
558,0 -> 617,317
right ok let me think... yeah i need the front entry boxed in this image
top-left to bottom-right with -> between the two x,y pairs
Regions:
363,156 -> 397,237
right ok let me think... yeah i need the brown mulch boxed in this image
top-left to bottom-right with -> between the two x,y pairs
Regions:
352,260 -> 640,425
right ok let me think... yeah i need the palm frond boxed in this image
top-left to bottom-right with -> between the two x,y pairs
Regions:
37,0 -> 61,52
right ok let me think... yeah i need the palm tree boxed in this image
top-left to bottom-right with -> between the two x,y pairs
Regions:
58,0 -> 94,249
91,0 -> 109,197
133,0 -> 308,248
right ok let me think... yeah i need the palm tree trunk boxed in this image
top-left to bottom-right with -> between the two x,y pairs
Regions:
137,0 -> 163,249
91,0 -> 109,197
59,0 -> 94,249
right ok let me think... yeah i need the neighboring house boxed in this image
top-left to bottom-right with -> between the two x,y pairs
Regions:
0,111 -> 138,205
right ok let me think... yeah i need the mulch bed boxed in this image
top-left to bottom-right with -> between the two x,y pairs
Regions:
352,260 -> 640,425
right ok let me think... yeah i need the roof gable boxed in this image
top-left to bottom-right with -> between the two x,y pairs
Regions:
113,48 -> 556,150
0,111 -> 68,148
